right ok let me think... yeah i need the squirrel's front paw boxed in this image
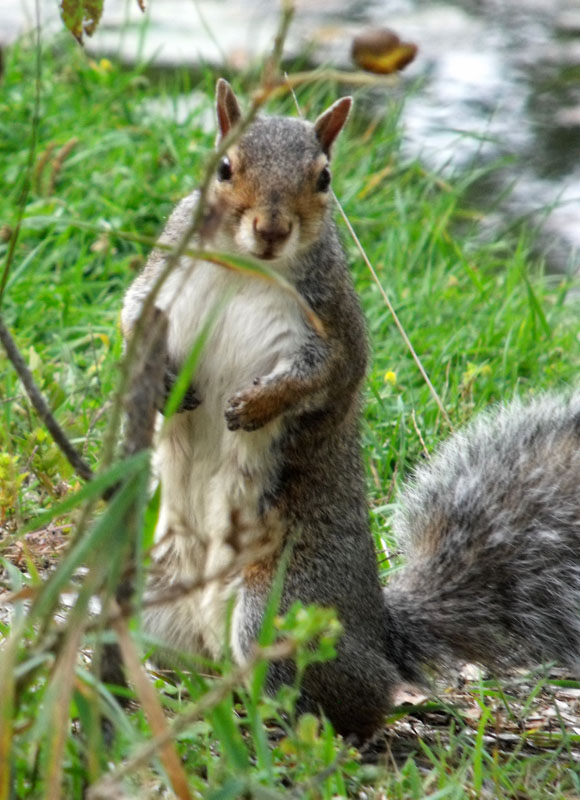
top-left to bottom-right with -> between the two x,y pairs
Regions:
176,385 -> 201,412
160,366 -> 201,414
225,380 -> 272,431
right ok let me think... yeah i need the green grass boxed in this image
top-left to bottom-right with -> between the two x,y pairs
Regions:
1,34 -> 580,799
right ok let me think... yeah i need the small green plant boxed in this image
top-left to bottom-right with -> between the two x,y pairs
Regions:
0,452 -> 27,520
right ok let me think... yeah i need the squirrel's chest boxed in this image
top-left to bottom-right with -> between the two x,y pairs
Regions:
154,260 -> 305,545
158,260 -> 306,394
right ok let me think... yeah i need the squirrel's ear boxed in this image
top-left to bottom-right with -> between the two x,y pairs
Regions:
314,96 -> 353,157
216,78 -> 242,141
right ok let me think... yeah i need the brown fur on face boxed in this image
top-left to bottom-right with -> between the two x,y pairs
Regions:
208,127 -> 334,261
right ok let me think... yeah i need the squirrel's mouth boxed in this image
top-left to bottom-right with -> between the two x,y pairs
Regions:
252,245 -> 282,261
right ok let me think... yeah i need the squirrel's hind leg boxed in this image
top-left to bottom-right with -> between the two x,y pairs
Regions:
232,587 -> 398,740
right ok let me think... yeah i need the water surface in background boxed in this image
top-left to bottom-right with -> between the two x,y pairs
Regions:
383,0 -> 580,272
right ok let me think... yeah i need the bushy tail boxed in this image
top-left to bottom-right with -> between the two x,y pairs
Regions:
383,393 -> 580,683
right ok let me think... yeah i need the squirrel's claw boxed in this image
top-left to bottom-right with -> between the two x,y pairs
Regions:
159,366 -> 201,414
177,385 -> 201,412
225,387 -> 268,432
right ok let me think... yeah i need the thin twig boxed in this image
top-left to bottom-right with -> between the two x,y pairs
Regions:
332,196 -> 454,432
253,67 -> 397,104
0,316 -> 93,482
0,13 -> 94,489
262,0 -> 295,86
411,408 -> 430,459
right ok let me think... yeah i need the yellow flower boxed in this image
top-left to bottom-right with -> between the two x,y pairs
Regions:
461,361 -> 492,387
89,58 -> 113,74
384,370 -> 397,385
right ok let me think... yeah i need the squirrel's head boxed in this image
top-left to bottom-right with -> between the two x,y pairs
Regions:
207,79 -> 352,265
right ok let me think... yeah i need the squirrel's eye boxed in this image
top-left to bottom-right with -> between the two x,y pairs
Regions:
316,166 -> 331,193
217,157 -> 232,182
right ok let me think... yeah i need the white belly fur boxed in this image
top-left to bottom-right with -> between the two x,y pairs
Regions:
143,258 -> 305,659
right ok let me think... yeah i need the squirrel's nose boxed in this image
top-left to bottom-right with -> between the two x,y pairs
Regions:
253,217 -> 293,246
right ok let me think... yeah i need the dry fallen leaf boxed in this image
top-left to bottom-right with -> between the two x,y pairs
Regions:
392,684 -> 428,706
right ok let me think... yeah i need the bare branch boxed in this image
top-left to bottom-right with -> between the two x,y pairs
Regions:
0,315 -> 94,482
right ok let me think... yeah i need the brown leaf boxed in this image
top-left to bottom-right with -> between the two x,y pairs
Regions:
60,0 -> 104,43
352,28 -> 418,74
83,0 -> 104,36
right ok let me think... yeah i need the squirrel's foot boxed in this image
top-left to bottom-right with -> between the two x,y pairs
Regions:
225,378 -> 276,431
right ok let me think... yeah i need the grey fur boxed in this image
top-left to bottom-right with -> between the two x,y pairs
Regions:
121,89 -> 399,739
386,393 -> 580,683
121,82 -> 580,741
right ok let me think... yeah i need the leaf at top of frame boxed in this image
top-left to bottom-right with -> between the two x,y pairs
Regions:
59,0 -> 104,43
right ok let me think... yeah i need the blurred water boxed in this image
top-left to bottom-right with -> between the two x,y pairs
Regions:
381,0 -> 580,272
4,0 -> 580,271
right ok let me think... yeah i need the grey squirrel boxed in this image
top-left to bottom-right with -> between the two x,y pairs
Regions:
121,80 -> 580,740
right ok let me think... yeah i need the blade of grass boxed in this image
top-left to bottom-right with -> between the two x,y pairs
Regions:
112,609 -> 193,800
29,458 -> 149,624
